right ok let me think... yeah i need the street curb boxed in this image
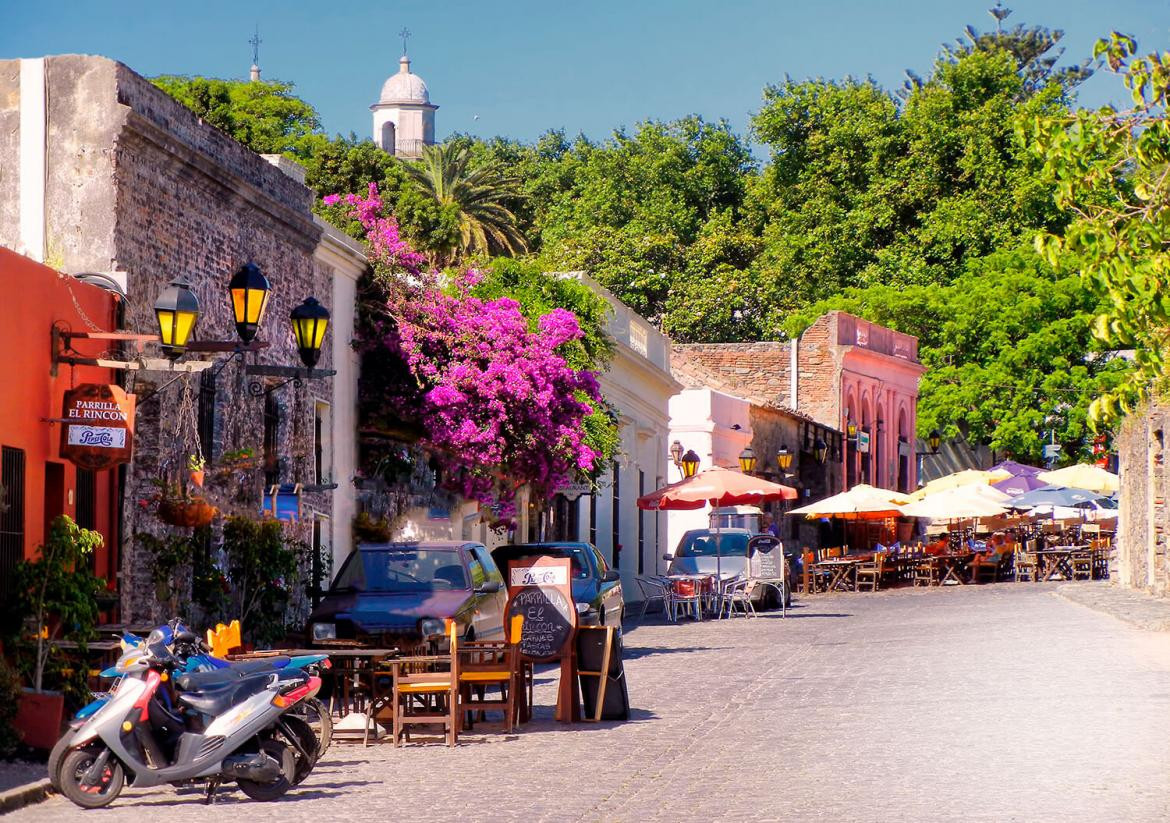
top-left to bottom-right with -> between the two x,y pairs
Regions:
0,779 -> 51,815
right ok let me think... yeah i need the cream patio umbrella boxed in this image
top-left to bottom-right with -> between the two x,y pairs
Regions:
908,468 -> 1013,501
900,487 -> 1010,520
1037,463 -> 1120,494
789,484 -> 908,520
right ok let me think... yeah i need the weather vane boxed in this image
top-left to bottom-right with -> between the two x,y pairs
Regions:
399,27 -> 411,56
249,24 -> 262,66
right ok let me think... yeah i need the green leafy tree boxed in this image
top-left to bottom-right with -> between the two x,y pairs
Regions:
1030,32 -> 1170,426
152,75 -> 321,155
785,246 -> 1128,462
221,517 -> 302,647
404,142 -> 529,265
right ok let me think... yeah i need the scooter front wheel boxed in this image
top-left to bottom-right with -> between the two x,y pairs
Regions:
59,746 -> 124,809
236,738 -> 294,802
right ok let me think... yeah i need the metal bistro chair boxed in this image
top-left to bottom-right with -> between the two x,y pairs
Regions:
716,577 -> 757,619
635,576 -> 671,619
670,577 -> 703,622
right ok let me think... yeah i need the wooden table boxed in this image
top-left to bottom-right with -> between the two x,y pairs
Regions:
814,559 -> 859,592
1035,546 -> 1088,581
935,552 -> 975,585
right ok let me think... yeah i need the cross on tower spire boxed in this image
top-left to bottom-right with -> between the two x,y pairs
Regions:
250,25 -> 262,65
399,27 -> 411,56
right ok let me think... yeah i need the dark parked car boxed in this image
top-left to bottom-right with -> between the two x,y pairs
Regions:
492,542 -> 625,627
307,541 -> 508,649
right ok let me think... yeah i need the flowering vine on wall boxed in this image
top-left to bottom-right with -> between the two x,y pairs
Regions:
326,184 -> 617,523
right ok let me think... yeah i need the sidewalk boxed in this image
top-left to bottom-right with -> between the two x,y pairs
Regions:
0,760 -> 49,815
1056,580 -> 1170,632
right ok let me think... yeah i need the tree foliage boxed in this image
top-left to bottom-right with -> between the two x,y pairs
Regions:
785,247 -> 1128,463
152,75 -> 321,155
1030,32 -> 1170,427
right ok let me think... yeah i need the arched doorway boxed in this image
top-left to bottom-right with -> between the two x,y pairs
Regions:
380,121 -> 396,154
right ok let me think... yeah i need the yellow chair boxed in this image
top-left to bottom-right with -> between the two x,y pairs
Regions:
388,621 -> 460,747
205,620 -> 242,658
458,615 -> 523,734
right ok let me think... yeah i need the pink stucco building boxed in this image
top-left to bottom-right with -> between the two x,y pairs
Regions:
673,311 -> 925,494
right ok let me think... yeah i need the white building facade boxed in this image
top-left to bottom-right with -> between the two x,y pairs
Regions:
665,388 -> 754,556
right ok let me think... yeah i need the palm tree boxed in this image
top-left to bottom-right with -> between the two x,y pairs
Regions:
404,142 -> 529,264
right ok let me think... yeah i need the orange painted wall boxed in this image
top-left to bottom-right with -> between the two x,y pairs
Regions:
0,247 -> 121,581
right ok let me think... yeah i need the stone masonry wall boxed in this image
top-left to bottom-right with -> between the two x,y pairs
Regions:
1117,401 -> 1170,595
0,55 -> 333,623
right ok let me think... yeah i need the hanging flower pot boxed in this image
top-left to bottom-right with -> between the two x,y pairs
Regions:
189,469 -> 205,487
157,498 -> 218,528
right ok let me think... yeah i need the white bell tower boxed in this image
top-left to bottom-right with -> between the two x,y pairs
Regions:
371,32 -> 437,158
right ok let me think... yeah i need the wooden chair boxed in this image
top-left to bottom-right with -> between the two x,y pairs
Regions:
458,615 -> 522,734
912,556 -> 940,587
801,551 -> 824,594
1071,549 -> 1094,580
388,622 -> 460,747
1015,540 -> 1039,582
855,553 -> 885,592
969,550 -> 1002,584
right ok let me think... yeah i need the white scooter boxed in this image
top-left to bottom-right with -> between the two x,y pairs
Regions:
58,629 -> 321,808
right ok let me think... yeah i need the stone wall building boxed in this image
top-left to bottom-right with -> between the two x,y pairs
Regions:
1115,401 -> 1169,594
0,55 -> 363,621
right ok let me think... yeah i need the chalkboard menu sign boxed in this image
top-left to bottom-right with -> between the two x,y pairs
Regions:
506,556 -> 577,662
748,535 -> 783,581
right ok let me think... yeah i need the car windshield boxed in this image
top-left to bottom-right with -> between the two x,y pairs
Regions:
505,546 -> 592,580
332,549 -> 469,592
676,532 -> 750,558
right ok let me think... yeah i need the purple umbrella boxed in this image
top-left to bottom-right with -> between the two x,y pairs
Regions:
990,460 -> 1043,476
992,473 -> 1047,497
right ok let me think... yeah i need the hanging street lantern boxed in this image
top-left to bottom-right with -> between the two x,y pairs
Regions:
681,449 -> 700,478
154,279 -> 200,359
229,262 -> 271,343
669,440 -> 684,469
846,418 -> 858,439
738,446 -> 757,474
776,444 -> 793,473
290,296 -> 330,369
928,429 -> 942,454
814,437 -> 828,464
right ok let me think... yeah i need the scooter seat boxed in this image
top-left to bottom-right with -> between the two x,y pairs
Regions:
176,671 -> 273,716
229,656 -> 291,674
176,665 -> 275,692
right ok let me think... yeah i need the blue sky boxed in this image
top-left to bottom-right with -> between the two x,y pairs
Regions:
2,0 -> 1168,147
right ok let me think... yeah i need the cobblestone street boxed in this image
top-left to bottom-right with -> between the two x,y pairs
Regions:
15,583 -> 1170,822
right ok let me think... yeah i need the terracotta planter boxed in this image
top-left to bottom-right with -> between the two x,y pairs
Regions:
189,469 -> 205,487
15,689 -> 64,750
157,498 -> 218,528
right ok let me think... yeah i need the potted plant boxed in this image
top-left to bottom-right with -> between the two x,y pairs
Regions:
11,515 -> 103,749
188,453 -> 206,487
154,479 -> 218,528
217,447 -> 258,472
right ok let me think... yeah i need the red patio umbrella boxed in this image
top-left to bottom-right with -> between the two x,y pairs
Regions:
637,467 -> 798,582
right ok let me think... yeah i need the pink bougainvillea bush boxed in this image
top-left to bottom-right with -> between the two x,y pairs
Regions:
334,184 -> 614,519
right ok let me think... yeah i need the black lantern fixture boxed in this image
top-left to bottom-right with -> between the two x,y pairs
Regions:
669,440 -> 684,468
928,429 -> 942,454
813,437 -> 829,464
290,297 -> 330,369
738,446 -> 757,474
777,444 -> 793,473
153,279 -> 200,358
681,449 -> 700,478
229,262 -> 271,343
846,418 -> 858,440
